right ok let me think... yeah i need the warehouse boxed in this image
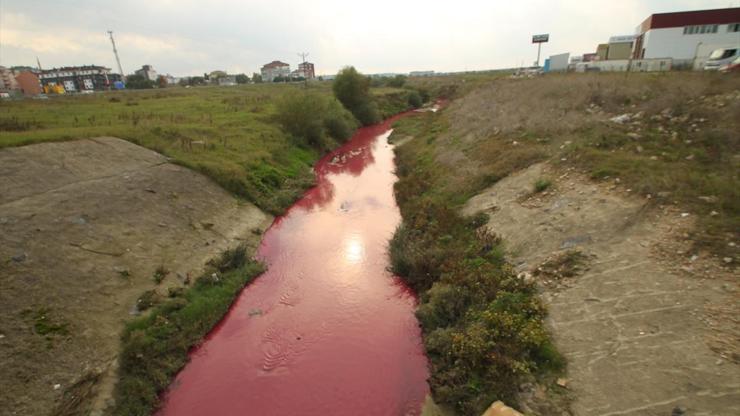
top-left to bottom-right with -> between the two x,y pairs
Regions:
633,7 -> 740,68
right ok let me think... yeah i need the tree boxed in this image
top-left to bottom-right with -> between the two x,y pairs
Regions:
235,73 -> 249,84
157,75 -> 168,88
332,66 -> 380,126
252,73 -> 263,83
388,74 -> 407,88
125,74 -> 155,89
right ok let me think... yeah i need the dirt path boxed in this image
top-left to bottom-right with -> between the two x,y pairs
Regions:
0,137 -> 271,415
463,163 -> 739,416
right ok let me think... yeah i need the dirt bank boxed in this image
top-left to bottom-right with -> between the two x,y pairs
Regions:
0,137 -> 271,415
463,162 -> 739,416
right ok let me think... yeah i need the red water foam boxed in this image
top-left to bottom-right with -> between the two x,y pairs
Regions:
156,115 -> 430,416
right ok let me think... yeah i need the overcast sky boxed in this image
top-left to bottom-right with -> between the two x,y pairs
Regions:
1,0 -> 737,76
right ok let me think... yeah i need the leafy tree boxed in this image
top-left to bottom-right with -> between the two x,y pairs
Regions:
332,66 -> 380,125
125,74 -> 155,89
235,73 -> 249,84
252,73 -> 263,83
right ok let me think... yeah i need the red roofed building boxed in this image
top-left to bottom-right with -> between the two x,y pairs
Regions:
632,7 -> 740,67
260,61 -> 290,82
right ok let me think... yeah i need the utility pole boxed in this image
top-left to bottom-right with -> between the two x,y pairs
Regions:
108,30 -> 125,81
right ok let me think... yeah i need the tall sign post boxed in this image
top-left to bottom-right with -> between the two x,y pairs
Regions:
532,34 -> 549,67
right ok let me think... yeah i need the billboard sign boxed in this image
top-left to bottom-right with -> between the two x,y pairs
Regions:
532,34 -> 549,43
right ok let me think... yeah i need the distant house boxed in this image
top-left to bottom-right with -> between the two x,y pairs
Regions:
298,61 -> 316,79
261,61 -> 290,82
135,65 -> 158,81
15,71 -> 43,96
0,66 -> 20,92
410,71 -> 435,77
39,65 -> 122,92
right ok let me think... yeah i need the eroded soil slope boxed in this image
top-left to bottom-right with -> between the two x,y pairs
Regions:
463,163 -> 739,416
0,137 -> 271,415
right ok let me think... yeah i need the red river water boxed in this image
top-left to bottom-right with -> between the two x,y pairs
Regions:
157,115 -> 430,415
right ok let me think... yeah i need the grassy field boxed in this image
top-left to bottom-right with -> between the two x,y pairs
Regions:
0,83 -> 408,214
389,71 -> 739,414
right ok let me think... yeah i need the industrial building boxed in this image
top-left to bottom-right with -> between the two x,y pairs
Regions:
633,7 -> 740,68
606,35 -> 636,60
39,66 -> 122,92
261,61 -> 290,82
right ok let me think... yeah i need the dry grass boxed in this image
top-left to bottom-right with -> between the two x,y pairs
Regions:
432,72 -> 740,256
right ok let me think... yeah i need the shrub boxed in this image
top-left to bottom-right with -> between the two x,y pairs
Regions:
533,178 -> 552,193
276,91 -> 357,150
333,66 -> 380,125
407,90 -> 423,108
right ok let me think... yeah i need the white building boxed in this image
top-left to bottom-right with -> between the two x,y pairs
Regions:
135,65 -> 158,81
633,8 -> 740,68
260,61 -> 290,82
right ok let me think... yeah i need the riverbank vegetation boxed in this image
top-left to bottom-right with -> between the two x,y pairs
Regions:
389,71 -> 739,413
112,245 -> 264,416
389,110 -> 562,414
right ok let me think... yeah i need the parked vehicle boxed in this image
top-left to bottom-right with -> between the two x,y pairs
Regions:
720,56 -> 740,73
704,48 -> 739,70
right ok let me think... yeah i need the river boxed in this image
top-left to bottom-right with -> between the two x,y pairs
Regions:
156,115 -> 430,415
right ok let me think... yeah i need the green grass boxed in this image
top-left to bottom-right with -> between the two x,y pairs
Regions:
389,111 -> 563,414
1,83 -> 415,214
112,245 -> 265,416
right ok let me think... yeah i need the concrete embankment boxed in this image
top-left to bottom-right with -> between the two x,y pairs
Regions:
0,137 -> 271,415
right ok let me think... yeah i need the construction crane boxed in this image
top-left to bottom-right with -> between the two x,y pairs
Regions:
108,30 -> 125,80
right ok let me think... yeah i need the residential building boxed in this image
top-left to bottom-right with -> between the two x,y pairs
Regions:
632,7 -> 740,68
261,61 -> 290,82
135,65 -> 158,81
298,61 -> 315,79
607,35 -> 637,60
39,66 -> 122,92
15,71 -> 43,95
0,66 -> 20,92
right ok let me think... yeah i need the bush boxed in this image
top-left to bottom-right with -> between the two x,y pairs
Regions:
533,178 -> 552,193
276,91 -> 357,151
333,66 -> 380,125
407,90 -> 423,108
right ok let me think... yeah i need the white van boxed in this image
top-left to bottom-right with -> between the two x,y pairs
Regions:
704,48 -> 740,71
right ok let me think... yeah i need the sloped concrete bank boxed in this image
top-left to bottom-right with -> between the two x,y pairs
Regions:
463,162 -> 739,416
0,137 -> 271,415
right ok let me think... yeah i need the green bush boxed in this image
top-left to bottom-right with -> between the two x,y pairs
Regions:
276,91 -> 357,151
407,90 -> 423,108
333,66 -> 381,125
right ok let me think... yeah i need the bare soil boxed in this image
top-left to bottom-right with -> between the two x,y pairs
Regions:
463,162 -> 739,416
0,137 -> 271,415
